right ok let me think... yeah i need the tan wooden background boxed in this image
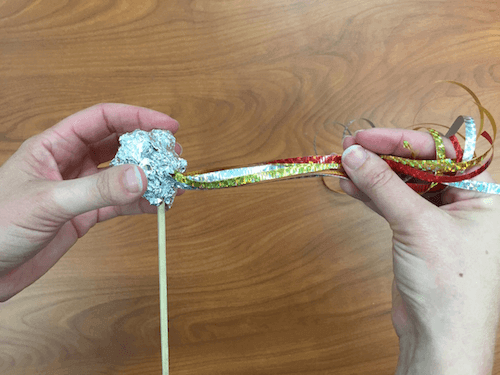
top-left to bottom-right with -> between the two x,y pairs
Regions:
2,0 -> 500,374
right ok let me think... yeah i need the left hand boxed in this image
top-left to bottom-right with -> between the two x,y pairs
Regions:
0,103 -> 182,301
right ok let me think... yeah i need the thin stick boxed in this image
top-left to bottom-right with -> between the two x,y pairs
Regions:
158,202 -> 169,375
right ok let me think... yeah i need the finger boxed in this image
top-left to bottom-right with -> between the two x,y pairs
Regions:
94,197 -> 159,222
53,103 -> 180,144
339,179 -> 371,202
342,145 -> 435,225
350,129 -> 498,206
44,103 -> 180,167
342,135 -> 356,149
342,132 -> 390,216
51,164 -> 148,219
353,128 -> 457,159
339,179 -> 384,216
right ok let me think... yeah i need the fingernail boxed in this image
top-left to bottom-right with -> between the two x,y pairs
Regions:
354,129 -> 365,136
177,143 -> 183,155
343,145 -> 368,170
124,166 -> 143,193
342,133 -> 352,143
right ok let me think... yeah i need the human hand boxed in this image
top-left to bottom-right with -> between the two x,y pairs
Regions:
0,104 -> 182,301
340,129 -> 500,375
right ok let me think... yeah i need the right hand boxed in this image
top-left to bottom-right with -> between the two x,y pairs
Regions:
340,128 -> 500,375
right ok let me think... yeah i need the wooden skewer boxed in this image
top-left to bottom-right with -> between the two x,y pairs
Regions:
158,202 -> 169,374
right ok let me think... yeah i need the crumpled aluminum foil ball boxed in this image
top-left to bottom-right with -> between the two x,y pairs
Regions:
111,129 -> 187,207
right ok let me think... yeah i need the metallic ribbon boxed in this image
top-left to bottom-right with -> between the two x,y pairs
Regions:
111,84 -> 499,206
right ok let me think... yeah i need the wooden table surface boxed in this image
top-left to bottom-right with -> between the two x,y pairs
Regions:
2,0 -> 500,374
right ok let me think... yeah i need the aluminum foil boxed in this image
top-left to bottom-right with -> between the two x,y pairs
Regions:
443,115 -> 500,193
111,129 -> 187,207
462,116 -> 476,162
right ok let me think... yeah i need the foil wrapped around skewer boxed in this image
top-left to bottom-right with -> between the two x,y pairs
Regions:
111,129 -> 187,207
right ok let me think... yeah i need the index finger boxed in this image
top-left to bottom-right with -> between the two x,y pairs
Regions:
41,103 -> 180,168
49,103 -> 180,146
352,128 -> 457,159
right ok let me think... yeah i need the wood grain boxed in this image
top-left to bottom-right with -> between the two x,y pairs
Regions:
1,0 -> 500,373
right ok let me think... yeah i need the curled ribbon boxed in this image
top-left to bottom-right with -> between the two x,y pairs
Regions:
174,117 -> 497,196
112,82 -> 499,206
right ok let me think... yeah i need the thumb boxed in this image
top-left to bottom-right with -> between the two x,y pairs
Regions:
342,145 -> 433,225
52,165 -> 147,218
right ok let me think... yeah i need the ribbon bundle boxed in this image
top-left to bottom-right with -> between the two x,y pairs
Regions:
111,82 -> 499,207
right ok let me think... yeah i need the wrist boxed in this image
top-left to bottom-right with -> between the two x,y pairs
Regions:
396,329 -> 497,375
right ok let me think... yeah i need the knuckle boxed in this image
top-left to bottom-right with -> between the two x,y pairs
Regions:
17,136 -> 38,158
95,171 -> 114,206
364,166 -> 395,192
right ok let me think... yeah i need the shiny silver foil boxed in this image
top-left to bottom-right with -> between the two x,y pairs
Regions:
186,164 -> 286,182
462,116 -> 476,162
111,129 -> 187,207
